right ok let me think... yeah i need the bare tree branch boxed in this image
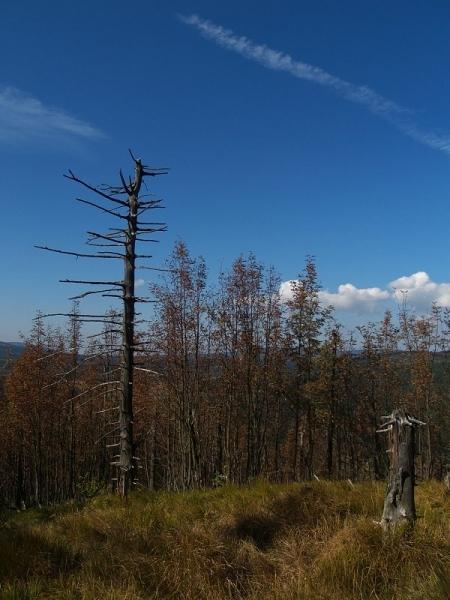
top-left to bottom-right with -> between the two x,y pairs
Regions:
35,246 -> 122,260
64,381 -> 121,404
69,287 -> 124,301
64,170 -> 128,206
60,279 -> 124,287
76,198 -> 128,219
87,231 -> 125,242
134,367 -> 163,376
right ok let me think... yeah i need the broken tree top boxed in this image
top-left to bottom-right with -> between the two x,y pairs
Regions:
377,409 -> 426,433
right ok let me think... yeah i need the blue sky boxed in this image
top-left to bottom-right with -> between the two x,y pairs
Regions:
1,1 -> 450,339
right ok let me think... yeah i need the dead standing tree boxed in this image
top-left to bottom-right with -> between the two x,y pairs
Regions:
377,409 -> 425,528
36,151 -> 167,496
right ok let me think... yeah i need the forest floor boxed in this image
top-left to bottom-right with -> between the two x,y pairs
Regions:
0,479 -> 449,599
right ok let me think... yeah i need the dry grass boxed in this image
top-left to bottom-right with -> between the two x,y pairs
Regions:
0,480 -> 448,599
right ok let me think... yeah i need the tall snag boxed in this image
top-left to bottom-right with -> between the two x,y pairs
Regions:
378,409 -> 425,528
36,151 -> 167,496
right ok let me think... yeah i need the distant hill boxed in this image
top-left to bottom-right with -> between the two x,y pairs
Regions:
0,341 -> 25,373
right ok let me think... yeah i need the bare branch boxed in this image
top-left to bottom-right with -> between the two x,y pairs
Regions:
75,319 -> 122,325
86,231 -> 125,242
119,169 -> 132,195
409,417 -> 426,426
76,198 -> 128,219
137,223 -> 167,229
95,425 -> 121,444
378,419 -> 396,427
64,170 -> 128,206
134,367 -> 163,376
138,266 -> 175,273
43,355 -> 119,390
35,246 -> 122,260
60,279 -> 124,287
38,312 -> 120,319
68,288 -> 118,300
137,198 -> 164,206
137,226 -> 165,233
33,345 -> 79,363
64,381 -> 121,404
86,240 -> 124,248
86,330 -> 121,339
97,251 -> 125,257
142,168 -> 169,176
376,425 -> 393,433
96,405 -> 119,414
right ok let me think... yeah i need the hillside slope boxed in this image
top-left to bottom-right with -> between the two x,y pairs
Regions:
0,480 -> 449,599
0,341 -> 24,373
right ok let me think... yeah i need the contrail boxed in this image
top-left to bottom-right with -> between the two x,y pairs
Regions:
180,14 -> 450,155
0,86 -> 105,143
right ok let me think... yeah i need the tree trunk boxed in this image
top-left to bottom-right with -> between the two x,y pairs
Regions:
379,409 -> 424,528
118,184 -> 138,496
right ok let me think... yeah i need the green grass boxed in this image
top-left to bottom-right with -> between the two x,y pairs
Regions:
0,480 -> 448,599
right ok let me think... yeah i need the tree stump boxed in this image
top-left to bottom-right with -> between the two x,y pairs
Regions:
378,409 -> 425,529
444,471 -> 450,490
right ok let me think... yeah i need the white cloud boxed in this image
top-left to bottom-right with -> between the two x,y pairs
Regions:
180,14 -> 450,155
0,86 -> 104,143
280,280 -> 389,313
320,284 -> 390,312
135,278 -> 145,288
279,280 -> 295,301
390,271 -> 450,308
280,271 -> 450,315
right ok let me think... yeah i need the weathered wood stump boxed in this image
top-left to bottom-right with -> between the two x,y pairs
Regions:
377,409 -> 425,529
444,471 -> 450,490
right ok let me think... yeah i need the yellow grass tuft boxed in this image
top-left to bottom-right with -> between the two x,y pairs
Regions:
0,480 -> 448,599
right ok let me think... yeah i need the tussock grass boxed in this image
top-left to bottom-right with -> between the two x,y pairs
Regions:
0,480 -> 448,599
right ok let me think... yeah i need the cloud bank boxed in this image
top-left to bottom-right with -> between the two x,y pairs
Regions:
0,86 -> 104,143
180,14 -> 450,155
390,271 -> 450,309
320,283 -> 390,312
281,271 -> 450,314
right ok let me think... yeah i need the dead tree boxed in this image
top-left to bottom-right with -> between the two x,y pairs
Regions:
36,151 -> 167,496
377,409 -> 425,528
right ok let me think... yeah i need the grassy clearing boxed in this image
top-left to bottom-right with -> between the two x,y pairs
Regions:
0,480 -> 448,599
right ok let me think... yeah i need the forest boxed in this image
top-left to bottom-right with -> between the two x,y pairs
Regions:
2,4 -> 450,598
0,156 -> 449,599
0,241 -> 448,508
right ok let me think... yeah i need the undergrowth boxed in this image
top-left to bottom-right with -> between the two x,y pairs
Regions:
0,480 -> 448,599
